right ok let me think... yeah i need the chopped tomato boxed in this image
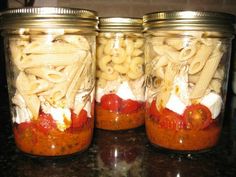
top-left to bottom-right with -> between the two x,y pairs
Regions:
120,99 -> 142,114
71,109 -> 88,129
149,100 -> 161,121
159,108 -> 186,130
100,94 -> 122,112
183,104 -> 212,130
17,122 -> 32,133
35,111 -> 56,134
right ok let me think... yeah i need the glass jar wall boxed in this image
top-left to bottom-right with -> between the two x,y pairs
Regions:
95,17 -> 145,130
143,11 -> 235,152
0,7 -> 98,156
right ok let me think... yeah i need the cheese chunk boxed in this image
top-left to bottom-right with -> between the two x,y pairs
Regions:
116,81 -> 136,100
50,107 -> 71,131
200,92 -> 222,119
166,94 -> 187,115
14,106 -> 32,124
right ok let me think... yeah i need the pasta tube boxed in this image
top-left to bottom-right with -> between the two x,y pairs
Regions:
190,43 -> 223,98
16,72 -> 40,119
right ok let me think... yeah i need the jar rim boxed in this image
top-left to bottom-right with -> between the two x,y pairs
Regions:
0,7 -> 99,30
143,11 -> 235,33
98,17 -> 143,32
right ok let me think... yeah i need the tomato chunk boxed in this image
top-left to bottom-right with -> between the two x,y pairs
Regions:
35,111 -> 56,133
71,109 -> 88,129
120,99 -> 142,114
183,104 -> 212,130
17,121 -> 32,133
100,94 -> 122,112
149,100 -> 161,121
159,108 -> 186,130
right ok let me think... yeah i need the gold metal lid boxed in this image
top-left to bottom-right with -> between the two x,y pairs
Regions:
99,17 -> 143,32
0,7 -> 98,30
143,11 -> 235,33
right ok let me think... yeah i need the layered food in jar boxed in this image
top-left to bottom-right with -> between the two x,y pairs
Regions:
145,30 -> 232,152
5,28 -> 96,156
96,28 -> 145,130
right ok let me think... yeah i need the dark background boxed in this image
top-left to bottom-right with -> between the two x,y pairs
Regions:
0,0 -> 8,94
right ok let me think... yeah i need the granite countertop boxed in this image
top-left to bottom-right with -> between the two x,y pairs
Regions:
0,89 -> 236,177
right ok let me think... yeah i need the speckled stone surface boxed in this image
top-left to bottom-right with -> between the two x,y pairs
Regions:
0,89 -> 236,177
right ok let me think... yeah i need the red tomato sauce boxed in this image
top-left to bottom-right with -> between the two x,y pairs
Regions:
13,109 -> 94,156
145,100 -> 222,151
95,94 -> 145,130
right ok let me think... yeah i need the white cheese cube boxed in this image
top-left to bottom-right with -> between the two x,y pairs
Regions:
50,107 -> 71,131
14,106 -> 32,124
200,92 -> 222,119
166,94 -> 187,115
116,81 -> 136,100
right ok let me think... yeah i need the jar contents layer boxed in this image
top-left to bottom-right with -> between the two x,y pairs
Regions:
145,31 -> 230,151
8,29 -> 95,156
95,32 -> 145,130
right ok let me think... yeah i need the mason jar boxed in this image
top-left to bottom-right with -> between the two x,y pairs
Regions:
143,11 -> 235,152
0,7 -> 98,156
95,17 -> 145,130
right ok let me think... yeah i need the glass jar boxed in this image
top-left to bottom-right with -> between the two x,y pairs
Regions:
143,11 -> 235,152
95,17 -> 145,130
0,7 -> 98,156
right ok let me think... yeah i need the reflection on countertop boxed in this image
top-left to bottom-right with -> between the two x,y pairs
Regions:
0,91 -> 236,177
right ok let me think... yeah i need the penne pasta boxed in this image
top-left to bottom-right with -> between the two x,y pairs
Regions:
16,72 -> 40,119
23,41 -> 79,54
19,51 -> 87,69
66,54 -> 92,108
188,73 -> 200,83
156,55 -> 169,67
58,35 -> 90,50
9,41 -> 24,70
188,44 -> 214,74
26,79 -> 52,94
153,45 -> 180,63
25,67 -> 65,83
165,38 -> 185,50
41,63 -> 80,102
190,43 -> 223,98
179,44 -> 197,61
